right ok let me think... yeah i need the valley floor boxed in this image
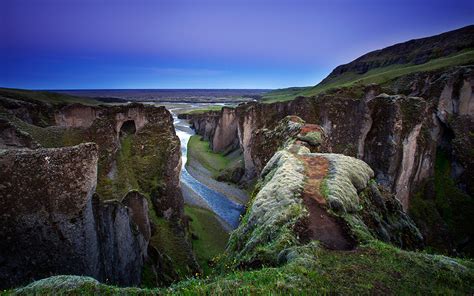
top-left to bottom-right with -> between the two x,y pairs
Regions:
181,133 -> 249,275
185,135 -> 248,205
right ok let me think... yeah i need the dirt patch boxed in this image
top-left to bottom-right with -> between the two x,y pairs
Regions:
300,124 -> 323,135
298,155 -> 356,250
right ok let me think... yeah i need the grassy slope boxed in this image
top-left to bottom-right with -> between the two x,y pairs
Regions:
0,112 -> 86,148
187,135 -> 241,178
12,241 -> 473,295
263,49 -> 474,103
179,105 -> 224,115
184,205 -> 229,275
0,88 -> 101,105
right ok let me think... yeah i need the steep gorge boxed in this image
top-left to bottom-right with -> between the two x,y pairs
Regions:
184,65 -> 474,255
0,94 -> 199,289
2,25 -> 474,294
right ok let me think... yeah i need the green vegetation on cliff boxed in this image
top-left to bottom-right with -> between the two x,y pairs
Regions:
11,241 -> 474,295
179,105 -> 224,115
187,135 -> 243,180
0,88 -> 101,106
187,135 -> 231,175
263,49 -> 474,102
410,150 -> 474,256
184,205 -> 229,275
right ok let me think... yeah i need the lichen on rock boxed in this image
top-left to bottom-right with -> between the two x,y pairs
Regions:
224,134 -> 423,269
313,153 -> 374,214
226,150 -> 307,267
14,275 -> 100,295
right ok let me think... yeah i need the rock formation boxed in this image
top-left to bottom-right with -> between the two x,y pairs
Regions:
0,92 -> 199,288
185,66 -> 474,255
224,117 -> 422,268
0,143 -> 149,289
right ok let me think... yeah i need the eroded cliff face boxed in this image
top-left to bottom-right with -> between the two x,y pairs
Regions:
188,92 -> 433,200
0,97 -> 199,287
223,119 -> 422,268
1,101 -> 186,219
188,66 -> 474,255
189,67 -> 473,203
0,143 -> 150,289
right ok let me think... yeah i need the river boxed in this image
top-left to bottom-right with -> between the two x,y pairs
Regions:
169,107 -> 245,230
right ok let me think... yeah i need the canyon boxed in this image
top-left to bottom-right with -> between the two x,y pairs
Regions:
1,25 -> 473,294
183,65 -> 474,255
0,95 -> 199,289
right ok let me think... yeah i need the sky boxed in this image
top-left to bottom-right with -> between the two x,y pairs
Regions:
0,0 -> 473,90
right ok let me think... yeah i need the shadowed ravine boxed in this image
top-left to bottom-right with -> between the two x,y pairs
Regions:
170,108 -> 244,229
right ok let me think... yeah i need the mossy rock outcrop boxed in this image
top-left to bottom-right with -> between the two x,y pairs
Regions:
0,144 -> 151,289
224,117 -> 423,269
0,93 -> 199,288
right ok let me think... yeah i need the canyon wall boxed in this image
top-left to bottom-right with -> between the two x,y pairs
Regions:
187,66 -> 474,255
0,96 -> 199,288
188,67 -> 473,206
0,143 -> 149,289
223,117 -> 422,269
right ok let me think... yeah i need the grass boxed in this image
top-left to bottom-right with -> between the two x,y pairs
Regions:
0,87 -> 102,106
184,205 -> 229,275
187,135 -> 236,177
262,49 -> 474,103
409,150 -> 474,256
0,112 -> 85,148
433,151 -> 474,253
179,105 -> 225,115
148,211 -> 193,279
261,87 -> 311,102
11,241 -> 474,295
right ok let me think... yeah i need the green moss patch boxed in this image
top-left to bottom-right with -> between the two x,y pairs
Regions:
184,205 -> 229,275
410,150 -> 474,256
13,241 -> 474,295
187,135 -> 242,179
263,49 -> 474,102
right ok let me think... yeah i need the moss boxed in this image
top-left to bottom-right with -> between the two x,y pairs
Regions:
223,150 -> 307,269
297,131 -> 322,146
13,275 -> 100,295
316,153 -> 374,213
399,97 -> 426,135
12,241 -> 474,295
434,151 -> 474,253
148,210 -> 194,279
409,149 -> 474,256
187,135 -> 242,180
184,205 -> 229,275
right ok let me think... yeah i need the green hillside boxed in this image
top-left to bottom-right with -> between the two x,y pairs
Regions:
0,88 -> 102,106
263,49 -> 474,103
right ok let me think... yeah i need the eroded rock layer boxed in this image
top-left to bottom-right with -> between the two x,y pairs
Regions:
225,140 -> 422,269
0,95 -> 199,288
0,143 -> 148,289
186,66 -> 474,255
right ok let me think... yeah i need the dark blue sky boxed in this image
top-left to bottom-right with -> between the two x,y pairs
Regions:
1,0 -> 473,89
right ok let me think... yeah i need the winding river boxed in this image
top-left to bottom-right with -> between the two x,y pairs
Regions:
170,108 -> 245,229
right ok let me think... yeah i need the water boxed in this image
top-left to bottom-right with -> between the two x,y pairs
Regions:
171,110 -> 244,229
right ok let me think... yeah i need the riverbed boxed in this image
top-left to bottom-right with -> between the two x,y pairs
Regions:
165,105 -> 245,230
